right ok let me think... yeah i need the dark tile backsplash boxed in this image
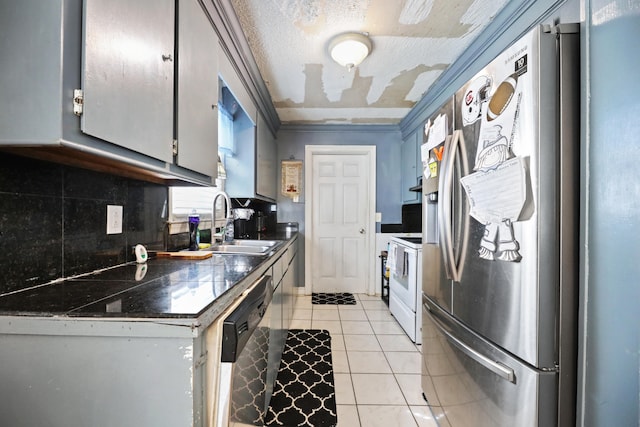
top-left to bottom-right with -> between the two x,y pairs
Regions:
0,152 -> 168,295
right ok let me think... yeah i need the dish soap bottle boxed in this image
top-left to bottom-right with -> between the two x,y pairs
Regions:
188,211 -> 200,251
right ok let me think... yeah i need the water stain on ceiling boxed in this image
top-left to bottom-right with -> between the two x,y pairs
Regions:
230,0 -> 509,125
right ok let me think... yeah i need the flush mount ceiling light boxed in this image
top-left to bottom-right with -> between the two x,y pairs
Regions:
328,32 -> 372,71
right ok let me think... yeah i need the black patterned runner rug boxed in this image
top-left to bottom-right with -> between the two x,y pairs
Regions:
312,292 -> 356,305
265,329 -> 337,427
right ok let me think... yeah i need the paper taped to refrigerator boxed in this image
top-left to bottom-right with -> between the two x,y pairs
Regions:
420,143 -> 430,167
460,156 -> 527,224
425,113 -> 448,151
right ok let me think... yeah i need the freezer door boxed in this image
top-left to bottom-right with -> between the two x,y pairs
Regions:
448,26 -> 578,368
421,297 -> 557,427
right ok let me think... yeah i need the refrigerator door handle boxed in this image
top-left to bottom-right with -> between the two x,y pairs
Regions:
438,133 -> 455,279
452,130 -> 471,281
438,130 -> 470,281
426,303 -> 516,383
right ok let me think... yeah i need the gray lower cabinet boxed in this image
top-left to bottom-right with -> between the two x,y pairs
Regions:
0,237 -> 298,427
270,245 -> 293,332
282,244 -> 298,328
0,0 -> 218,184
289,247 -> 299,316
267,237 -> 297,334
267,273 -> 286,405
266,237 -> 297,406
0,318 -> 211,427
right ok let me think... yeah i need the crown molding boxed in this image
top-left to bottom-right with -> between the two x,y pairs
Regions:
202,0 -> 280,136
279,123 -> 401,134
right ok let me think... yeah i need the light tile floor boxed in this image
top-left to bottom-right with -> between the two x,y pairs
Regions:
292,293 -> 439,427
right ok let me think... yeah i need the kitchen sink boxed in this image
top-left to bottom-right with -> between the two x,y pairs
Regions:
205,240 -> 281,255
224,240 -> 279,247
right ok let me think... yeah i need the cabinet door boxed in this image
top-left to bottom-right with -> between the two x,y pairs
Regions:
288,251 -> 298,320
401,131 -> 420,203
81,0 -> 174,163
282,247 -> 299,330
256,114 -> 277,200
177,0 -> 218,177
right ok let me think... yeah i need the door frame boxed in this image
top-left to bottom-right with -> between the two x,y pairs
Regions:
304,145 -> 377,295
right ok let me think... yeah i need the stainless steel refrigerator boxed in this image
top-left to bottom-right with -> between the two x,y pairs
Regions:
420,24 -> 579,427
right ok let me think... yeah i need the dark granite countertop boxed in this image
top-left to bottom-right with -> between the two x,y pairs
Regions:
0,233 -> 297,323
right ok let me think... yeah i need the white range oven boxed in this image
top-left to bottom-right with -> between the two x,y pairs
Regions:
388,236 -> 422,344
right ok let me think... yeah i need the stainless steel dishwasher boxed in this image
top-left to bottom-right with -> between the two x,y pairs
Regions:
216,275 -> 273,427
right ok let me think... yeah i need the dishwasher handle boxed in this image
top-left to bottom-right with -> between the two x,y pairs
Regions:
221,275 -> 273,363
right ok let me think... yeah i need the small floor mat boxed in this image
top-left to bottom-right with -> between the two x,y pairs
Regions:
265,329 -> 337,427
312,292 -> 356,305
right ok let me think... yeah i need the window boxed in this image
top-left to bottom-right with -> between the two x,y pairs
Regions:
169,186 -> 217,222
218,102 -> 235,155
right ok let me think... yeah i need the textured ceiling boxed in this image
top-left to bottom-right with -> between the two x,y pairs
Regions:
231,0 -> 510,125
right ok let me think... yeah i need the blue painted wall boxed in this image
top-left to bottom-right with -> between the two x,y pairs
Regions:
276,125 -> 403,230
579,1 -> 640,425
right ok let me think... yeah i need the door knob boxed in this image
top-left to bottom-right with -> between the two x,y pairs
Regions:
359,228 -> 366,234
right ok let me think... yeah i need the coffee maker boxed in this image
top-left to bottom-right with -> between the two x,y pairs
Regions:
233,208 -> 254,239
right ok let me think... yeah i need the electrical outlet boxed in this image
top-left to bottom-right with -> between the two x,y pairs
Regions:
106,205 -> 123,234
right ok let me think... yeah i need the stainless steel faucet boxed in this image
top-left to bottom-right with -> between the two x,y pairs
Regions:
212,190 -> 233,242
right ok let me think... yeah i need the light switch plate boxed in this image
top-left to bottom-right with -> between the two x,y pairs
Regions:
375,212 -> 382,222
106,205 -> 123,234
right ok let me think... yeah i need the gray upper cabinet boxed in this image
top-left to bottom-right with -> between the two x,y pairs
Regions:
0,0 -> 221,185
256,114 -> 277,200
176,0 -> 219,178
82,0 -> 175,164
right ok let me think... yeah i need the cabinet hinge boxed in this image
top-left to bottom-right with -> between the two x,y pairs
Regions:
172,139 -> 178,156
194,351 -> 207,369
73,89 -> 83,116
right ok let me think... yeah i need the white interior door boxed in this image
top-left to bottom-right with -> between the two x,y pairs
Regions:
305,146 -> 376,294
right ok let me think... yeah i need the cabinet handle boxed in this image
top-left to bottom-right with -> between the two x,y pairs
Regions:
359,228 -> 366,234
162,54 -> 173,62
